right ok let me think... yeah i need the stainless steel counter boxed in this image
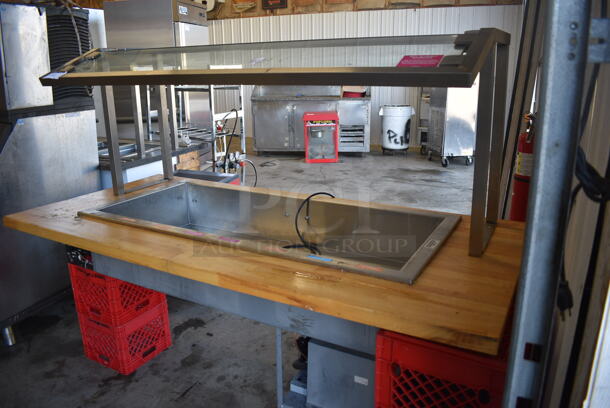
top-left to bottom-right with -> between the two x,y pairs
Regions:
251,86 -> 371,154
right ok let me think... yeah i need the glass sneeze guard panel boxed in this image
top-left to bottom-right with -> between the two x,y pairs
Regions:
41,29 -> 510,88
70,35 -> 461,74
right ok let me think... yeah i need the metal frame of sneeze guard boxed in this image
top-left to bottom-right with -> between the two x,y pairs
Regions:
40,28 -> 510,257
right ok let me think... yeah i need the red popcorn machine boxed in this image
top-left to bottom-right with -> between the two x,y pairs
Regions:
303,112 -> 339,163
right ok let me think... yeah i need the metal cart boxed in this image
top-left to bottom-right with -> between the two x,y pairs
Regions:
425,77 -> 479,167
416,88 -> 431,156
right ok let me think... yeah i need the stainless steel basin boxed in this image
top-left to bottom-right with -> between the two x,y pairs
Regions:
79,182 -> 460,284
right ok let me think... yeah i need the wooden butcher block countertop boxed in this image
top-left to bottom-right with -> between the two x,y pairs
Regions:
3,176 -> 524,355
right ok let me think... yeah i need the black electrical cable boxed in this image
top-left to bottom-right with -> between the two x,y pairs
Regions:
559,154 -> 610,407
220,108 -> 237,128
558,2 -> 609,404
557,0 -> 608,316
222,109 -> 239,172
241,159 -> 258,187
557,41 -> 604,313
283,192 -> 335,254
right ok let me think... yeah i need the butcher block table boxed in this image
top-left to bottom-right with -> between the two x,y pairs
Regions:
3,175 -> 523,357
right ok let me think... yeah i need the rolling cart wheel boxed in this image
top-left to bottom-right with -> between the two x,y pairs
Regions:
420,146 -> 427,155
441,157 -> 449,168
427,152 -> 432,161
465,156 -> 473,166
382,148 -> 387,156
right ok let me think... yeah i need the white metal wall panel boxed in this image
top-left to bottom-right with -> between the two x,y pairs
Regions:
209,6 -> 523,146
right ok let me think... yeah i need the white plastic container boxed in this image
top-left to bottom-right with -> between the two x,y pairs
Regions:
379,105 -> 415,150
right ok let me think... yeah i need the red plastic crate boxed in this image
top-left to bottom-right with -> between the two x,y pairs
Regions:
78,301 -> 172,375
376,331 -> 508,408
69,264 -> 165,327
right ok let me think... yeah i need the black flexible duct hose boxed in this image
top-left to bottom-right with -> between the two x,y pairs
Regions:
284,192 -> 335,255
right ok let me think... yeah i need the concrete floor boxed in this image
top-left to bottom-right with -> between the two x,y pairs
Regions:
0,152 -> 473,408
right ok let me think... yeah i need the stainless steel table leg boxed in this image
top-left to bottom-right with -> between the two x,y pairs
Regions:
167,85 -> 179,150
145,85 -> 152,141
155,85 -> 174,181
131,85 -> 146,159
276,328 -> 284,408
101,86 -> 125,195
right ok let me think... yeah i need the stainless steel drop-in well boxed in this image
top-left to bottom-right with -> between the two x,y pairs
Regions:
79,182 -> 460,284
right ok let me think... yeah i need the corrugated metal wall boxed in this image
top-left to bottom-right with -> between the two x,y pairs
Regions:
209,5 -> 523,146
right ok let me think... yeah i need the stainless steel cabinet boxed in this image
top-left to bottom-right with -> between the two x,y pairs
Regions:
425,76 -> 479,167
0,111 -> 101,325
337,100 -> 370,152
252,86 -> 371,154
0,5 -> 101,328
252,101 -> 292,150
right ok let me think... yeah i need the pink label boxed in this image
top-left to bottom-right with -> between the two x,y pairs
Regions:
396,55 -> 444,68
185,230 -> 204,236
218,236 -> 240,243
355,264 -> 384,272
267,246 -> 287,253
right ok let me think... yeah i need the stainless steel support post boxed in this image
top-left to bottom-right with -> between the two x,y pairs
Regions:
487,44 -> 509,224
178,91 -> 184,128
240,84 -> 247,153
503,1 -> 591,406
469,43 -> 509,256
155,85 -> 174,181
101,86 -> 125,195
2,326 -> 16,347
209,85 -> 218,172
145,85 -> 152,141
131,85 -> 146,159
276,328 -> 284,408
469,49 -> 496,256
167,85 -> 179,150
240,84 -> 247,185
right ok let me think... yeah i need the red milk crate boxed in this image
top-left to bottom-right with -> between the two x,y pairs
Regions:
68,264 -> 165,327
376,331 -> 508,408
78,301 -> 172,375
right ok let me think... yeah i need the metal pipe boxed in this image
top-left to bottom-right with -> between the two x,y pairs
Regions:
145,85 -> 152,141
209,85 -> 218,172
2,326 -> 16,347
240,84 -> 247,185
131,85 -> 145,159
178,91 -> 184,128
503,1 -> 591,406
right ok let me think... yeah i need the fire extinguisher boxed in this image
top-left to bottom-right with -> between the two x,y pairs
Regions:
510,114 -> 536,221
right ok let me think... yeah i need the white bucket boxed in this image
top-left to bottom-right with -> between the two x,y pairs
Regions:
379,105 -> 415,150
